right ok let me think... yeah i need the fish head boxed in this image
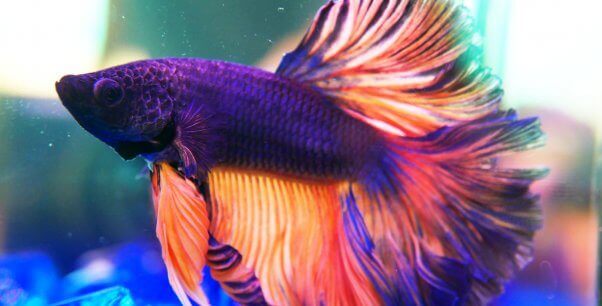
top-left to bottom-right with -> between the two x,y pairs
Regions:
56,60 -> 178,159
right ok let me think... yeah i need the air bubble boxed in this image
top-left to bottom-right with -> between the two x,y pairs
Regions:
539,260 -> 557,300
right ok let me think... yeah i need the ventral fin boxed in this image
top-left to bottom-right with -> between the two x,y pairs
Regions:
151,162 -> 211,306
277,0 -> 501,137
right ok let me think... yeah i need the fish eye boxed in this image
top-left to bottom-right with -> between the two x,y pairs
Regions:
93,78 -> 124,107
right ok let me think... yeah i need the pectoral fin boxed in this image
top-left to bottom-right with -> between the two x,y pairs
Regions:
172,102 -> 222,179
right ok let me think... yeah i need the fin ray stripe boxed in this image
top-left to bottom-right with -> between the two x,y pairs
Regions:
207,167 -> 384,305
151,163 -> 211,306
277,0 -> 498,137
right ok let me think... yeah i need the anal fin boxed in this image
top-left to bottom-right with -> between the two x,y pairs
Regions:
207,167 -> 387,305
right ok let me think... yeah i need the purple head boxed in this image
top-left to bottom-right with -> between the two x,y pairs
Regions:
56,60 -> 180,159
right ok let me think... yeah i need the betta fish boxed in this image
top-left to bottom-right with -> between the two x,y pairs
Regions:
55,0 -> 546,305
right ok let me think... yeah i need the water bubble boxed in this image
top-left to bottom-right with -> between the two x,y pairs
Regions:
121,15 -> 126,20
277,7 -> 285,12
39,130 -> 44,135
48,143 -> 53,148
539,260 -> 557,300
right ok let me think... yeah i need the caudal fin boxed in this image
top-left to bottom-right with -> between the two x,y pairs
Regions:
353,110 -> 546,304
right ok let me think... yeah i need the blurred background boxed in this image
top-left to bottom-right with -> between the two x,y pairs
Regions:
0,0 -> 600,305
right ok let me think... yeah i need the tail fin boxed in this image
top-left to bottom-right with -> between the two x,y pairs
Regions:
353,111 -> 546,304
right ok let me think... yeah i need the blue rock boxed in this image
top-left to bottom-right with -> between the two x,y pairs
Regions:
0,242 -> 235,305
0,252 -> 59,305
60,241 -> 233,305
51,286 -> 134,306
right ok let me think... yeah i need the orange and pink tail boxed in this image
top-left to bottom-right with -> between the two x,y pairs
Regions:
352,110 -> 546,304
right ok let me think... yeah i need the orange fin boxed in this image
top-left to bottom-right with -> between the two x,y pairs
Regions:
207,167 -> 388,305
151,163 -> 210,306
277,0 -> 500,136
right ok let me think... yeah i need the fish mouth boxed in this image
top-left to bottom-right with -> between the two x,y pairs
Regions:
56,75 -> 88,108
113,122 -> 176,160
56,75 -> 99,126
55,75 -> 75,103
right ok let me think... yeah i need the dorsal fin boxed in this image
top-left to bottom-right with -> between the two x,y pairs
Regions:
277,0 -> 501,136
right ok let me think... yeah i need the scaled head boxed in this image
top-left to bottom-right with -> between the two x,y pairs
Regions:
56,59 -> 180,157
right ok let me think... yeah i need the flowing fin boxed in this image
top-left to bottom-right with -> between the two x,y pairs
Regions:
206,237 -> 268,305
151,163 -> 211,306
207,168 -> 389,305
277,0 -> 500,136
352,111 -> 546,305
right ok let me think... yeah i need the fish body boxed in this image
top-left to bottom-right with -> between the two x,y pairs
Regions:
56,1 -> 546,305
59,58 -> 380,180
167,59 -> 381,180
